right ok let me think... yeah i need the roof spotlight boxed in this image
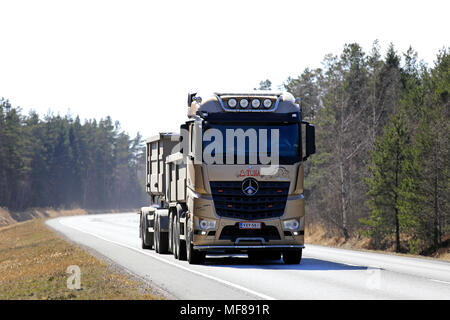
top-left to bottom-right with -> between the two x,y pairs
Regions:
263,99 -> 272,108
240,99 -> 249,108
227,98 -> 237,108
251,99 -> 261,108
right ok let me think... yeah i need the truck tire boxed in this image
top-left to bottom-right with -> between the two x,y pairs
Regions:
141,213 -> 154,250
159,232 -> 169,253
155,218 -> 160,253
155,228 -> 159,253
174,214 -> 187,260
155,215 -> 169,254
168,212 -> 174,253
172,215 -> 179,259
282,249 -> 302,264
186,217 -> 206,265
155,216 -> 160,253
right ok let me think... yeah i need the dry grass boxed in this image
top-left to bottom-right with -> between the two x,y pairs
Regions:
0,208 -> 88,227
0,207 -> 136,228
305,223 -> 450,262
305,224 -> 371,249
0,207 -> 88,227
0,219 -> 160,300
0,207 -> 17,226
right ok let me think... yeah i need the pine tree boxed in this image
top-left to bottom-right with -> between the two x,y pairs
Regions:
362,111 -> 418,252
412,49 -> 450,250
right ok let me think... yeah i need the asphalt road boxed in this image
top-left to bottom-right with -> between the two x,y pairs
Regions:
46,213 -> 450,300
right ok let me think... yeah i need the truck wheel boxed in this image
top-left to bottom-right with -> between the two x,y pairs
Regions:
155,221 -> 160,253
156,216 -> 169,254
141,213 -> 153,249
172,215 -> 178,259
159,232 -> 169,253
282,249 -> 302,264
186,218 -> 205,265
168,213 -> 173,253
174,215 -> 187,261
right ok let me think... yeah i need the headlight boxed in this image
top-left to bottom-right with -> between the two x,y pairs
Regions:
263,99 -> 272,108
227,98 -> 237,108
251,99 -> 261,108
283,218 -> 301,231
240,99 -> 249,108
194,217 -> 216,230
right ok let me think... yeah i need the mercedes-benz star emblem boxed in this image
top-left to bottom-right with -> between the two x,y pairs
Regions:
242,178 -> 259,196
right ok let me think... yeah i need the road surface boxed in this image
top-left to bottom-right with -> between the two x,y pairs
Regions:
46,213 -> 450,300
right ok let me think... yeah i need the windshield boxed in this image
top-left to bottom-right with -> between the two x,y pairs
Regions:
202,122 -> 300,165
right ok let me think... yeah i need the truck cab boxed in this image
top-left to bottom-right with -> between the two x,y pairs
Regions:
139,91 -> 315,264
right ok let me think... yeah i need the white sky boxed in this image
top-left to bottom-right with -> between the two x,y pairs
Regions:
0,0 -> 448,138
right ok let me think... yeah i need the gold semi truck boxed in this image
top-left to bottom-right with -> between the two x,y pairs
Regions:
139,91 -> 315,264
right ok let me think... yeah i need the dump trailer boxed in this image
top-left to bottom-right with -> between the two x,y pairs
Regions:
139,91 -> 315,264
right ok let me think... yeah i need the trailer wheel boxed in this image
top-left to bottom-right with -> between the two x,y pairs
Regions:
159,232 -> 169,253
172,215 -> 179,259
282,249 -> 302,264
141,213 -> 153,250
155,215 -> 169,254
168,212 -> 174,253
186,217 -> 206,265
174,214 -> 187,260
155,219 -> 160,253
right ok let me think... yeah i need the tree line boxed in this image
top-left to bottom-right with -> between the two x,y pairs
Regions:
277,41 -> 449,254
0,103 -> 147,211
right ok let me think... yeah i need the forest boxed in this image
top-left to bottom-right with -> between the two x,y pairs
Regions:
279,41 -> 449,254
0,104 -> 147,211
1,41 -> 448,255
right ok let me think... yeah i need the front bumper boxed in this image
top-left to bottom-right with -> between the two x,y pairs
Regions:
193,244 -> 304,252
190,187 -> 306,251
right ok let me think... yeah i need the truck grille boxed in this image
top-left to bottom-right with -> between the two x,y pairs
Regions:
210,181 -> 290,220
219,223 -> 281,241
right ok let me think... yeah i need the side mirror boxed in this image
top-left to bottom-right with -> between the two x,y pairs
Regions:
302,122 -> 316,161
187,92 -> 197,107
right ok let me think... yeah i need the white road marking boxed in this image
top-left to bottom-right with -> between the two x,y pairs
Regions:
58,218 -> 276,300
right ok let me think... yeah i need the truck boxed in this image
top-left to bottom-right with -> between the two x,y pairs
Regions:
138,91 -> 315,264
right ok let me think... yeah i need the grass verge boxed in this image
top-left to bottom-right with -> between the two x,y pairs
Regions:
0,219 -> 160,300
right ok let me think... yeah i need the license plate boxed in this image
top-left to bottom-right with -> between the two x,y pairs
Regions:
239,222 -> 262,229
